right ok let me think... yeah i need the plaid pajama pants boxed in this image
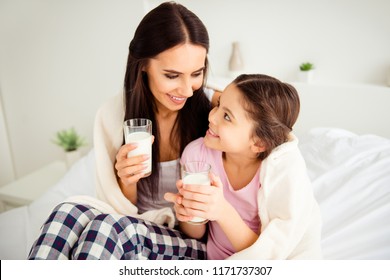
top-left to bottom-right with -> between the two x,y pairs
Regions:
28,202 -> 206,260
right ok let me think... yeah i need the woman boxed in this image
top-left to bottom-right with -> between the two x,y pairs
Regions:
29,1 -> 217,260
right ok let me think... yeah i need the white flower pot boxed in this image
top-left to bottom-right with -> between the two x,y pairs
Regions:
298,70 -> 315,83
387,68 -> 390,87
65,150 -> 81,168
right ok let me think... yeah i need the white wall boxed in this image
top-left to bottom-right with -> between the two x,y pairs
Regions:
155,0 -> 390,85
1,0 -> 389,180
0,90 -> 15,185
0,0 -> 144,180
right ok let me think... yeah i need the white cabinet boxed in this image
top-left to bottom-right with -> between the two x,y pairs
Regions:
0,160 -> 67,212
0,95 -> 15,186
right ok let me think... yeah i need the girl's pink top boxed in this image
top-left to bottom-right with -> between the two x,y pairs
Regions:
181,138 -> 260,260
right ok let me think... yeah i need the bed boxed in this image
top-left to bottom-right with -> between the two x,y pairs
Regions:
1,81 -> 390,260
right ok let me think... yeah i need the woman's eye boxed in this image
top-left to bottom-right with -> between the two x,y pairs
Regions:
192,72 -> 202,77
224,113 -> 231,121
165,74 -> 178,79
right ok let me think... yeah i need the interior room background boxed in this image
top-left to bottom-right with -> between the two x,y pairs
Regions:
1,0 -> 389,185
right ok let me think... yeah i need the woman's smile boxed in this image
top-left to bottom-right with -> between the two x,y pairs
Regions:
167,93 -> 187,105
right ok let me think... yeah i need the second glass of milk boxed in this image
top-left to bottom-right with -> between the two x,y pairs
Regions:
181,161 -> 211,224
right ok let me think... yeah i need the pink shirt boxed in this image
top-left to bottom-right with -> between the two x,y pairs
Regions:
181,138 -> 261,260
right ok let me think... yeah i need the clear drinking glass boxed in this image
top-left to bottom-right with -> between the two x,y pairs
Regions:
181,161 -> 211,225
123,118 -> 152,176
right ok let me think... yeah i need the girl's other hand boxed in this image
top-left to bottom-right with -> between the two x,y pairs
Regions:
164,179 -> 194,222
180,172 -> 227,221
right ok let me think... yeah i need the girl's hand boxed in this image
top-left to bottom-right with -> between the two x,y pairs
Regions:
164,180 -> 194,223
179,173 -> 227,222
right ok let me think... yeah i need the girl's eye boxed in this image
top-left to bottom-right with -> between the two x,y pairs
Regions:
165,74 -> 178,79
224,113 -> 231,121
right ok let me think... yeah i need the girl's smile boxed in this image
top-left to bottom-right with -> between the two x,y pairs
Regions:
206,127 -> 219,138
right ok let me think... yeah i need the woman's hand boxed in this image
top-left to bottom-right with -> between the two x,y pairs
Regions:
115,144 -> 149,183
114,143 -> 149,203
179,173 -> 228,222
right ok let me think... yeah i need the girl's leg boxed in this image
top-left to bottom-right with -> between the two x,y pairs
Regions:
28,202 -> 102,259
72,214 -> 206,260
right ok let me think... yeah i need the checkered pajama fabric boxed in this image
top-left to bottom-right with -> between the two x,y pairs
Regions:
28,202 -> 206,260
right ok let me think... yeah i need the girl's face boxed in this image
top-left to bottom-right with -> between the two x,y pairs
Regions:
145,43 -> 207,114
204,83 -> 262,157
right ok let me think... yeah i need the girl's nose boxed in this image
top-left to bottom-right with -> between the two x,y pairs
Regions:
208,107 -> 217,124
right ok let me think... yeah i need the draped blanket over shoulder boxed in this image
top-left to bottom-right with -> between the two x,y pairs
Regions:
227,134 -> 322,259
64,93 -> 322,259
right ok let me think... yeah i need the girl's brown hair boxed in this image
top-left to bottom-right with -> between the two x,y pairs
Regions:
234,74 -> 300,160
123,2 -> 211,200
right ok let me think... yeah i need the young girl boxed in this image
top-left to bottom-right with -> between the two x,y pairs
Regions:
165,74 -> 322,259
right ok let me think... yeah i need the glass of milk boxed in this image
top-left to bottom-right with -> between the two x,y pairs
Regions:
123,118 -> 152,176
181,161 -> 211,225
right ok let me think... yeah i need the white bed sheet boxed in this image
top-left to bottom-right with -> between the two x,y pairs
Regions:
0,150 -> 96,259
299,128 -> 390,259
0,128 -> 389,260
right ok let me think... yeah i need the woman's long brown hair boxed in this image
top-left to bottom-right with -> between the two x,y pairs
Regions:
123,2 -> 211,201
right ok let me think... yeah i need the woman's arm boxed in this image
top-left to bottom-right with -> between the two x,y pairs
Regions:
211,90 -> 221,108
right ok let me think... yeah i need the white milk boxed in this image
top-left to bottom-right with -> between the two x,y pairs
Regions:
125,131 -> 152,175
182,173 -> 210,224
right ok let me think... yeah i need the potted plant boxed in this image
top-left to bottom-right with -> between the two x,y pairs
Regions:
298,62 -> 315,83
53,127 -> 86,167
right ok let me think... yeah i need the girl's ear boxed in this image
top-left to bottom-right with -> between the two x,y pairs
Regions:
251,137 -> 266,154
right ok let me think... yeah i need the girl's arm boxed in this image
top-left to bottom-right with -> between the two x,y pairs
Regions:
179,221 -> 206,240
164,182 -> 207,240
180,173 -> 258,251
216,200 -> 259,252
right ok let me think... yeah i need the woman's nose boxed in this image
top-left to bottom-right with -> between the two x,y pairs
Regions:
179,79 -> 194,98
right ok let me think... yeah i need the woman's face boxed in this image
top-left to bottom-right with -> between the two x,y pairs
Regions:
145,43 -> 207,114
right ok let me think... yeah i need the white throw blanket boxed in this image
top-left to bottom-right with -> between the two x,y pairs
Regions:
65,86 -> 321,259
65,93 -> 176,228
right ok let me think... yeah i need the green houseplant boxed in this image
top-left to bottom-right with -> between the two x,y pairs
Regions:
298,62 -> 315,83
53,127 -> 86,168
299,62 -> 315,71
53,127 -> 86,152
